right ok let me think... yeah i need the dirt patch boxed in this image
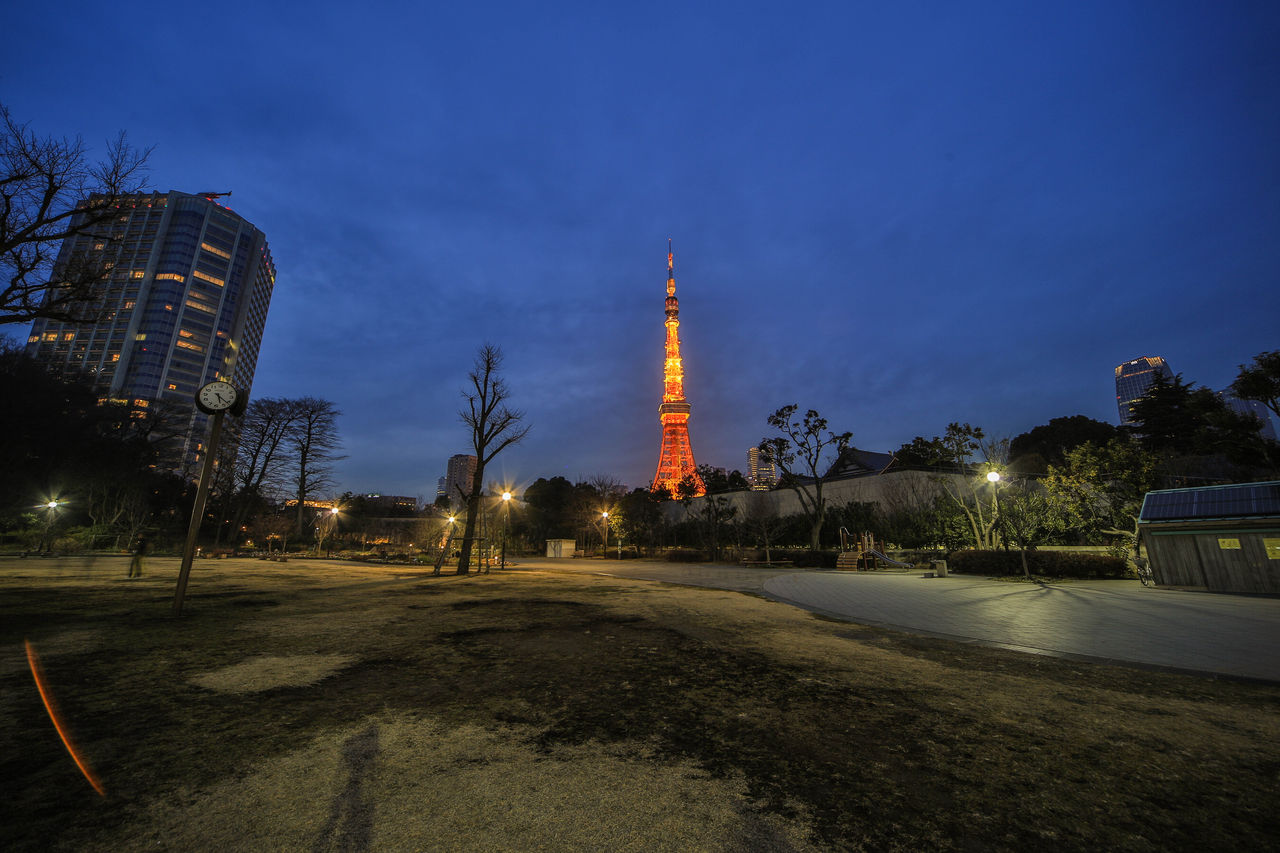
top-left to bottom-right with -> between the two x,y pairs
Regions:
121,715 -> 816,852
190,654 -> 357,694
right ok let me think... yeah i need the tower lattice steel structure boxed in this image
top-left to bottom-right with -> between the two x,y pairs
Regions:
651,241 -> 705,496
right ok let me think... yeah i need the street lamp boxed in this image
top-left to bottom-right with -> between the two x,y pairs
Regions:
39,499 -> 62,553
327,506 -> 340,556
601,511 -> 609,557
434,516 -> 457,576
986,471 -> 1003,550
501,491 -> 512,569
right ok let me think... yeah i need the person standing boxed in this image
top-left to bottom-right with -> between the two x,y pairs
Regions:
128,535 -> 147,578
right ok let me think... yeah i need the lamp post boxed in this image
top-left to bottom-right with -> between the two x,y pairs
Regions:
40,500 -> 61,553
434,516 -> 456,576
501,491 -> 512,569
601,511 -> 609,557
325,506 -> 339,556
986,470 -> 1003,550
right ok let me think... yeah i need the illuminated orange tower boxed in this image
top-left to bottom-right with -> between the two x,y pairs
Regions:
652,241 -> 705,496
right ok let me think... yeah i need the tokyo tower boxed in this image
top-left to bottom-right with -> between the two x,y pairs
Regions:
651,241 -> 705,496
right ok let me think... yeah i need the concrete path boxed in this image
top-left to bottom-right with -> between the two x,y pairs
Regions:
521,559 -> 1280,682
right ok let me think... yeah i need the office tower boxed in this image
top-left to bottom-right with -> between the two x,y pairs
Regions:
1219,392 -> 1278,442
444,454 -> 477,507
651,242 -> 705,496
747,446 -> 777,490
25,191 -> 275,471
1115,356 -> 1173,425
436,476 -> 447,500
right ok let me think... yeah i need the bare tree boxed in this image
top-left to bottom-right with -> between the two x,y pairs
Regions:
456,344 -> 530,574
759,405 -> 852,551
227,398 -> 299,542
287,398 -> 343,537
1,104 -> 151,325
743,492 -> 784,564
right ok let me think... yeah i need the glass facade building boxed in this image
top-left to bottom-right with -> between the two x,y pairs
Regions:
1219,392 -> 1278,441
25,191 -> 276,472
1114,356 -> 1173,425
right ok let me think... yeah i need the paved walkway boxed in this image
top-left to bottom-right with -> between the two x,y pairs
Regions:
520,559 -> 1280,682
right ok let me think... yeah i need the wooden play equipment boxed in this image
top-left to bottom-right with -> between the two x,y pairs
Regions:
837,528 -> 914,571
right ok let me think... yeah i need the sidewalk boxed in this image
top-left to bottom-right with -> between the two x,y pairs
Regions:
521,558 -> 1280,682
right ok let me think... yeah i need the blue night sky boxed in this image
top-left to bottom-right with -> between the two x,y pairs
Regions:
4,1 -> 1278,498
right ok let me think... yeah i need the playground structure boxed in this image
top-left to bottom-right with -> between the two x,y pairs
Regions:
837,528 -> 914,571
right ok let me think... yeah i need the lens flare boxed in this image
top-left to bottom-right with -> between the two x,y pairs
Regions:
25,639 -> 105,796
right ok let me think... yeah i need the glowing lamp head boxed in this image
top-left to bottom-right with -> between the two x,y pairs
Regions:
46,501 -> 59,509
986,471 -> 1001,484
448,516 -> 456,524
502,491 -> 512,502
330,507 -> 340,515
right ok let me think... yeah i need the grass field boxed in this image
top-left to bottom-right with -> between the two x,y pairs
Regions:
2,556 -> 1278,851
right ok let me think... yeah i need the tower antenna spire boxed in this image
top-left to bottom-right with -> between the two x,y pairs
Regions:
651,239 -> 704,497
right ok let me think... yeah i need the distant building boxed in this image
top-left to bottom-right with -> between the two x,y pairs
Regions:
825,448 -> 899,480
1219,392 -> 1278,442
25,190 -> 276,473
360,494 -> 419,514
1115,356 -> 1173,425
436,477 -> 447,500
747,446 -> 777,490
443,454 -> 477,507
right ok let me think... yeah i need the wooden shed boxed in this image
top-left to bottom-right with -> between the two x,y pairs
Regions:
1138,481 -> 1280,594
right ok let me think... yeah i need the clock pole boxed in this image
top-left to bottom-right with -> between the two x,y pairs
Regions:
173,409 -> 226,616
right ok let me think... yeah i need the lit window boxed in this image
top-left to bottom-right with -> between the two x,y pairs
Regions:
192,270 -> 224,286
27,335 -> 38,343
110,354 -> 120,362
133,399 -> 150,408
62,332 -> 75,341
184,298 -> 215,314
123,301 -> 135,309
131,270 -> 145,279
135,333 -> 146,341
175,340 -> 204,352
156,272 -> 185,283
93,242 -> 105,250
200,242 -> 231,259
167,384 -> 178,391
179,329 -> 194,338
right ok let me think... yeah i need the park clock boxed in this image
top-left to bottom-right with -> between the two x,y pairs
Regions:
195,380 -> 246,416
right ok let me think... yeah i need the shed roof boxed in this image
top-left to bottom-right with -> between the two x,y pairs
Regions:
1139,480 -> 1280,523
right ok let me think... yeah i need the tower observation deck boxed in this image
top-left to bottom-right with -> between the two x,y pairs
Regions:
651,241 -> 705,496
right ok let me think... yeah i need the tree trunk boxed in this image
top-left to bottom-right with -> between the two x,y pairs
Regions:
1020,548 -> 1031,580
456,463 -> 486,574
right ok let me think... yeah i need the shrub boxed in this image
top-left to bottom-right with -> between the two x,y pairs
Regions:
948,549 -> 1127,579
792,550 -> 837,569
665,548 -> 707,563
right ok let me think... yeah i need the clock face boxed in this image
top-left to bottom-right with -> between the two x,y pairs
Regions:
197,381 -> 237,411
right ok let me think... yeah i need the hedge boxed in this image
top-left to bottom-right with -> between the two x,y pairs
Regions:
948,549 -> 1128,579
792,550 -> 838,569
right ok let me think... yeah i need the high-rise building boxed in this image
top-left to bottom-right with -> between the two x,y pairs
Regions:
651,242 -> 704,496
444,454 -> 477,508
1115,356 -> 1173,425
1219,391 -> 1278,442
747,446 -> 776,490
25,191 -> 275,471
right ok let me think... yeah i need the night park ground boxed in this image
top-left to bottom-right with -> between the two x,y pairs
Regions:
2,556 -> 1278,851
